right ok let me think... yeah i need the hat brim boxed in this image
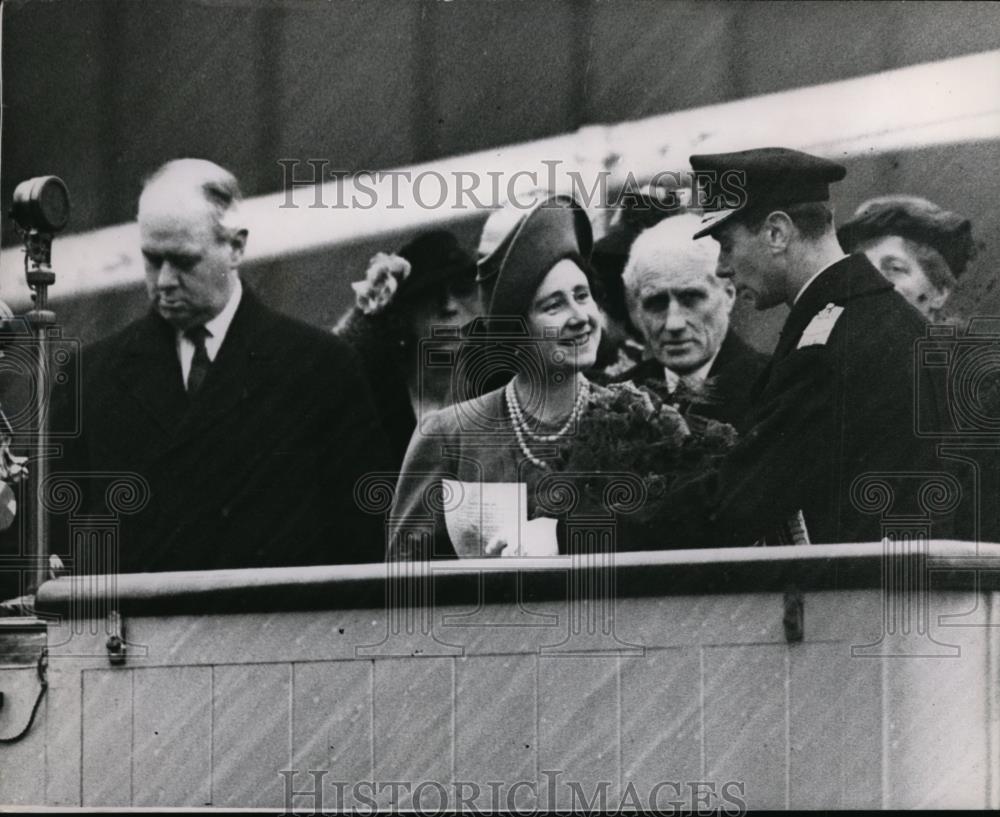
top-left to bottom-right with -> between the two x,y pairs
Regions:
692,208 -> 740,240
484,197 -> 593,317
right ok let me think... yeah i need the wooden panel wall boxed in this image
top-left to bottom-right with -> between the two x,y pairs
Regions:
2,586 -> 996,809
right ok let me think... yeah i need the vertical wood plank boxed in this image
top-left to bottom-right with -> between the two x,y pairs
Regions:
81,668 -> 132,806
455,654 -> 537,811
538,655 -> 620,810
620,647 -> 701,788
291,660 -> 372,812
212,663 -> 291,808
132,666 -> 212,807
988,591 -> 1000,810
372,657 -> 453,810
788,644 -> 882,809
45,664 -> 83,806
883,596 -> 992,809
703,645 -> 787,810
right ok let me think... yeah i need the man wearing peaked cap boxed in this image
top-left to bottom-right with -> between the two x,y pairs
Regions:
675,146 -> 956,546
691,147 -> 847,242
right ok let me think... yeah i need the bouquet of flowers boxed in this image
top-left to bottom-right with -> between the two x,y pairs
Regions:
555,380 -> 738,542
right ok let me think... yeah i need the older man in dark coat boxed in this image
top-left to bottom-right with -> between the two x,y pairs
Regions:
680,148 -> 956,547
615,212 -> 767,432
54,159 -> 390,572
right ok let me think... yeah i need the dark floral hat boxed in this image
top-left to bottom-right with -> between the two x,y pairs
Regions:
396,229 -> 477,302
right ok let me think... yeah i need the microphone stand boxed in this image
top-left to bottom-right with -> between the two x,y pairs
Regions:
10,175 -> 70,597
23,233 -> 56,595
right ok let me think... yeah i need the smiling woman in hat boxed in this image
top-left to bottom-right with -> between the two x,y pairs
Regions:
334,229 -> 482,469
388,195 -> 607,559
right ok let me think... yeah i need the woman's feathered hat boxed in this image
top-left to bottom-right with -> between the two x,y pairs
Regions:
476,195 -> 593,318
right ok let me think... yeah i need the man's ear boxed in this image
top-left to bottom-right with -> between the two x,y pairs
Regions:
720,276 -> 737,315
764,211 -> 793,253
229,229 -> 248,265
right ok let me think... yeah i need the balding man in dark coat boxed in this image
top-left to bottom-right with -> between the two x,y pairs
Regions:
54,159 -> 390,572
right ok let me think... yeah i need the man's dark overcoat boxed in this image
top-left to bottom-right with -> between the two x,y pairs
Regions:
54,286 -> 391,572
698,254 -> 955,546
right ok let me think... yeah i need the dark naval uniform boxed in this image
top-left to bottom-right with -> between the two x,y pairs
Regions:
706,254 -> 953,545
672,146 -> 960,547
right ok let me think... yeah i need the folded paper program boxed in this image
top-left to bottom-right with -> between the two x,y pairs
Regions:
442,479 -> 559,557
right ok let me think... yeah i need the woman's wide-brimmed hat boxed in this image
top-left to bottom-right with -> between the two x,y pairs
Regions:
394,229 -> 477,304
476,195 -> 593,318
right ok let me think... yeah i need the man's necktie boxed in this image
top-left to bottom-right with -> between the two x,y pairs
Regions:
185,325 -> 211,395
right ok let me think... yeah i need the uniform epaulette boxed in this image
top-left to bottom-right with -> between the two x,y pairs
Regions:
797,302 -> 844,348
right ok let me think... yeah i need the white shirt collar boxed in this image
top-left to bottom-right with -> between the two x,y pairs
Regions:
201,276 -> 242,348
663,344 -> 722,392
177,277 -> 243,383
793,254 -> 849,305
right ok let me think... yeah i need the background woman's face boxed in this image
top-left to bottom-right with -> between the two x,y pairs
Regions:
526,258 -> 602,372
407,278 -> 482,342
859,234 -> 951,319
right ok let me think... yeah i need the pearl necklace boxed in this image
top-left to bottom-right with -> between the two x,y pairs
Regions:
506,375 -> 589,469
